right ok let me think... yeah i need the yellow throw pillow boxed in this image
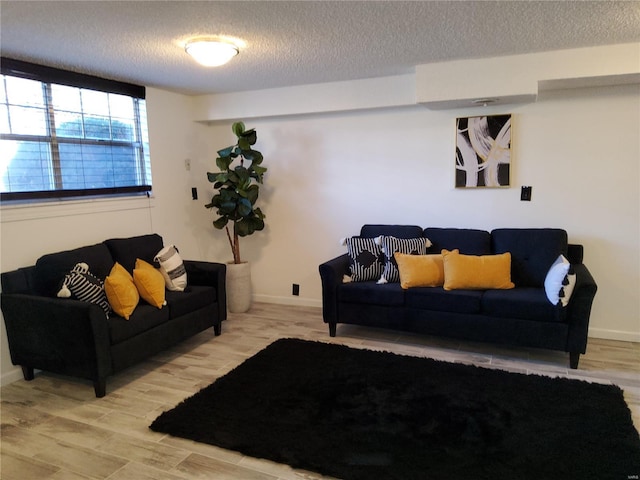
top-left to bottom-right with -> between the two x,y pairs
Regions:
442,249 -> 515,291
133,258 -> 166,309
394,253 -> 444,289
105,262 -> 139,320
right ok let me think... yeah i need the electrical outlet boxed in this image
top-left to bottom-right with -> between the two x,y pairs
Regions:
191,187 -> 198,200
292,284 -> 300,296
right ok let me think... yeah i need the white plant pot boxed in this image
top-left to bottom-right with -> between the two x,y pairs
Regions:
226,261 -> 252,313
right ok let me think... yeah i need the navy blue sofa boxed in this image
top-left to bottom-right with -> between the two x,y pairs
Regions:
1,234 -> 226,397
319,225 -> 597,369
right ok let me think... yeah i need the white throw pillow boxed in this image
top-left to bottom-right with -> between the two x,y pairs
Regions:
544,255 -> 573,306
154,245 -> 187,292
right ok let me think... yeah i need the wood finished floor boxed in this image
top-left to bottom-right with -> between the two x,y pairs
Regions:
1,302 -> 639,480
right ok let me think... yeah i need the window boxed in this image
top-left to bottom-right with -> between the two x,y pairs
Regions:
1,58 -> 152,201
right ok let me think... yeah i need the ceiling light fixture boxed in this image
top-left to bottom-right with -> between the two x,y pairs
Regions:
472,98 -> 499,107
185,38 -> 239,67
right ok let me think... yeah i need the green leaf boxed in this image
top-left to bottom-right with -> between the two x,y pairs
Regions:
246,150 -> 263,164
232,122 -> 245,137
210,172 -> 229,184
213,217 -> 228,229
237,198 -> 252,217
216,156 -> 232,171
227,171 -> 239,183
238,137 -> 251,151
237,215 -> 265,237
254,207 -> 265,219
241,129 -> 257,145
234,165 -> 250,180
246,184 -> 259,204
217,146 -> 234,158
235,219 -> 250,237
252,216 -> 265,230
252,165 -> 267,181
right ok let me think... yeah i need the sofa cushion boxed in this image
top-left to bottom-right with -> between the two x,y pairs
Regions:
442,250 -> 515,291
108,304 -> 171,344
424,228 -> 491,255
405,287 -> 483,314
34,243 -> 114,297
394,253 -> 444,289
165,286 -> 217,318
481,288 -> 566,323
343,237 -> 385,282
338,282 -> 405,306
491,229 -> 568,287
133,259 -> 166,309
104,234 -> 164,274
360,224 -> 424,239
105,262 -> 139,320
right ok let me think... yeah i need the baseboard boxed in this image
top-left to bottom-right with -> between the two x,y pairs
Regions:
588,327 -> 640,343
252,294 -> 322,309
1,366 -> 26,387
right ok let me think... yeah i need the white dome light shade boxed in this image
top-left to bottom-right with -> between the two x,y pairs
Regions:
185,39 -> 239,67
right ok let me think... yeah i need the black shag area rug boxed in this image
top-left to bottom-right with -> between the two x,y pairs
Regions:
150,338 -> 640,480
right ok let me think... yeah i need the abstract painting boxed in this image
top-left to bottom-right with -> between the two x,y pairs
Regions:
456,114 -> 511,188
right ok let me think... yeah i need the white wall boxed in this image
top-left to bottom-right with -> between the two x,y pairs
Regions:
1,70 -> 638,386
192,84 -> 640,342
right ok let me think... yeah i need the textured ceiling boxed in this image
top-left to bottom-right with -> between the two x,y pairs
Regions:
1,1 -> 639,95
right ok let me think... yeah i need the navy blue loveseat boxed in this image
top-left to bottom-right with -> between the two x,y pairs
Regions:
1,234 -> 227,397
319,225 -> 597,368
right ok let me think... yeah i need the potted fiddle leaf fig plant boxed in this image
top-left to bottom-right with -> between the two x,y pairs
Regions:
205,121 -> 266,312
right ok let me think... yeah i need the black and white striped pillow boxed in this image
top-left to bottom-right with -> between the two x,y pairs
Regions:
57,262 -> 111,316
377,236 -> 431,284
344,237 -> 385,282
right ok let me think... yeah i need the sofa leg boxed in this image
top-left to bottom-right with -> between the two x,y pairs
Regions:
94,379 -> 106,398
569,352 -> 580,369
214,322 -> 222,336
329,323 -> 336,337
21,366 -> 34,381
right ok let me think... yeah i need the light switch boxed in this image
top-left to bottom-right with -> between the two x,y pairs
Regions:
521,186 -> 532,201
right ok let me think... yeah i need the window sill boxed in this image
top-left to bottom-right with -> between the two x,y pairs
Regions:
0,194 -> 155,224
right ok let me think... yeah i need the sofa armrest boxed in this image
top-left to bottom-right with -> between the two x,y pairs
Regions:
184,260 -> 227,322
319,254 -> 350,326
565,263 -> 598,355
567,244 -> 584,264
0,293 -> 112,383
